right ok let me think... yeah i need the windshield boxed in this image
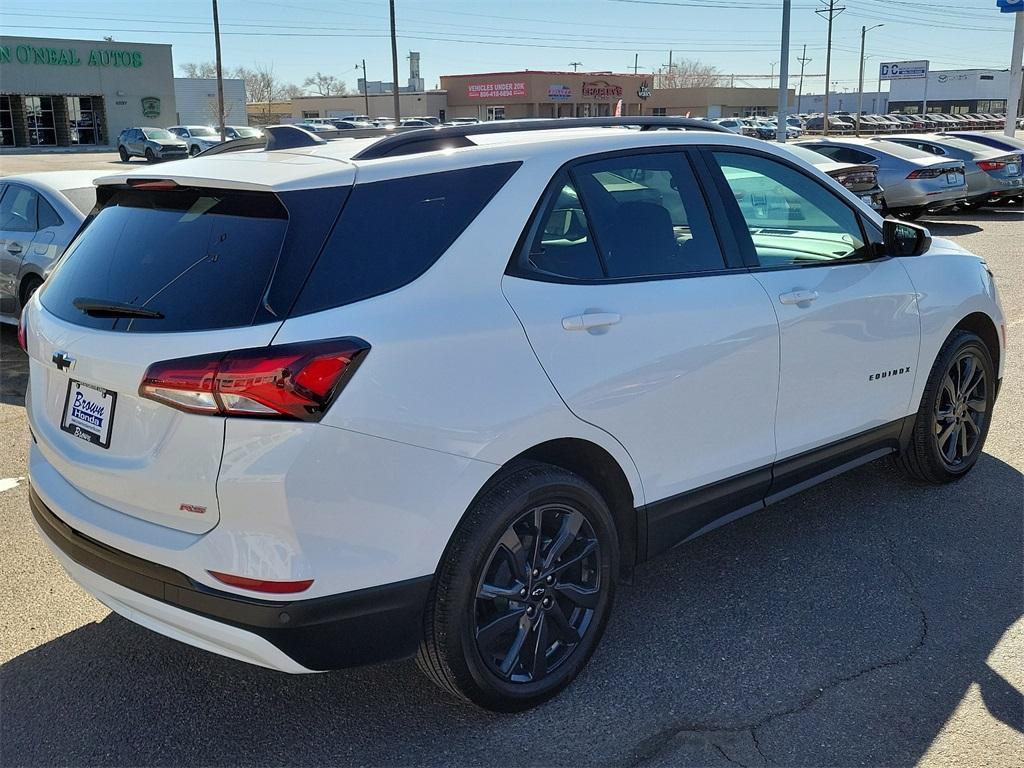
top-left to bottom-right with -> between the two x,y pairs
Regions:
188,126 -> 217,137
231,127 -> 261,137
143,128 -> 174,140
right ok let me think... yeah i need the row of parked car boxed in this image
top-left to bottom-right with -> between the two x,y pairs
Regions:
801,112 -> 1009,134
115,125 -> 265,162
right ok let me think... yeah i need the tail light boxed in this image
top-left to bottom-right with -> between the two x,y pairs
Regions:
139,337 -> 369,421
17,310 -> 28,352
907,167 -> 960,179
977,156 -> 1019,173
831,169 -> 877,188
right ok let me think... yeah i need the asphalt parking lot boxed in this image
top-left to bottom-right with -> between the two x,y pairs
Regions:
0,152 -> 1021,767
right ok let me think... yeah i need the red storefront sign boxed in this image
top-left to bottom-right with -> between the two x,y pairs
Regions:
467,82 -> 528,99
582,80 -> 623,100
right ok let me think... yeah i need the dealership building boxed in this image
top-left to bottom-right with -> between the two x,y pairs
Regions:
887,68 -> 1023,114
0,35 -> 177,148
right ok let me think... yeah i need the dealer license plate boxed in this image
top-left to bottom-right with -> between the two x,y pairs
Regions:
61,380 -> 117,449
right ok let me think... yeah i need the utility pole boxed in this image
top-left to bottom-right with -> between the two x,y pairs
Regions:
1006,7 -> 1024,137
796,44 -> 811,114
212,0 -> 225,141
857,24 -> 883,135
389,0 -> 401,122
633,53 -> 639,75
770,61 -> 779,89
776,1 -> 791,142
570,61 -> 582,72
358,59 -> 370,117
815,0 -> 845,136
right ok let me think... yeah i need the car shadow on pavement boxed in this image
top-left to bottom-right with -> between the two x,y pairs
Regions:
1,326 -> 28,408
1,454 -> 1021,767
922,222 -> 984,237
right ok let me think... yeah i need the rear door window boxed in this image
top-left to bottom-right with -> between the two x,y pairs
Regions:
291,162 -> 520,315
41,186 -> 289,332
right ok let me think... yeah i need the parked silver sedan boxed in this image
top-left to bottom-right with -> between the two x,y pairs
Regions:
0,171 -> 99,321
877,133 -> 1023,209
797,137 -> 967,220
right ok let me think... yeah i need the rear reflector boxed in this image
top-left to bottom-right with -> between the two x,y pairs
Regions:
208,571 -> 314,594
17,310 -> 28,352
140,337 -> 369,421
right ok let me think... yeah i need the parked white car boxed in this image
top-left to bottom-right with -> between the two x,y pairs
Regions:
167,125 -> 223,156
23,118 -> 1005,712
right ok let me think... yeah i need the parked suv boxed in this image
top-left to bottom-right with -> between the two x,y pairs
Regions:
168,125 -> 223,156
23,119 -> 1005,712
117,127 -> 188,162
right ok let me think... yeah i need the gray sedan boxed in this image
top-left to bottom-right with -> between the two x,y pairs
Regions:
879,133 -> 1023,208
796,137 -> 967,220
117,127 -> 189,162
0,171 -> 98,321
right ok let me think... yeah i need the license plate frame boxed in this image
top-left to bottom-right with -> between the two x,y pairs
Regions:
946,171 -> 959,185
60,380 -> 117,449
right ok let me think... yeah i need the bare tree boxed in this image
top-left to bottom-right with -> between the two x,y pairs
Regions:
279,83 -> 305,99
179,61 -> 219,79
302,72 -> 349,96
655,58 -> 725,89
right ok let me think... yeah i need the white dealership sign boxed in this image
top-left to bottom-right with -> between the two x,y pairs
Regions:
879,60 -> 929,80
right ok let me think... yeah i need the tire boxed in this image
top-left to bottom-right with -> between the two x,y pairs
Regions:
417,462 -> 618,712
145,148 -> 156,163
118,146 -> 129,162
189,145 -> 201,157
895,330 -> 996,484
19,275 -> 43,310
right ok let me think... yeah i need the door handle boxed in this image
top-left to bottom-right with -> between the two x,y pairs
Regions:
778,289 -> 819,305
562,312 -> 622,332
6,242 -> 23,255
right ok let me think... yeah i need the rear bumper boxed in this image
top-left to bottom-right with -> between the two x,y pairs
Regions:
30,486 -> 431,671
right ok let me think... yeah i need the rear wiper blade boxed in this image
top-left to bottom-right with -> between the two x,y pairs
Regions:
72,298 -> 165,319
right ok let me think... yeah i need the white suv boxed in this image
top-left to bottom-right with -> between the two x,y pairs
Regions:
21,118 -> 1005,712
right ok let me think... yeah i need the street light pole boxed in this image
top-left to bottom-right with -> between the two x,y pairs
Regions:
776,1 -> 791,142
1006,8 -> 1024,137
857,23 -> 883,136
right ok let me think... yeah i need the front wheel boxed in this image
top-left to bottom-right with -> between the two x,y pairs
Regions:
417,463 -> 618,712
145,148 -> 156,163
895,330 -> 996,483
189,145 -> 201,157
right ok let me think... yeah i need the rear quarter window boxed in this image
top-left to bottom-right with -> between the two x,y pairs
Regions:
291,162 -> 520,315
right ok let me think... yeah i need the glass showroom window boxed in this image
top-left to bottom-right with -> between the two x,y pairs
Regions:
0,96 -> 14,147
25,96 -> 57,146
67,96 -> 98,145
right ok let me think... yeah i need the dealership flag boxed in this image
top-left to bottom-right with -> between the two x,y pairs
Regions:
614,99 -> 623,117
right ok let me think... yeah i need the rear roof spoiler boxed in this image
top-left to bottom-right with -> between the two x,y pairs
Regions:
198,117 -> 731,160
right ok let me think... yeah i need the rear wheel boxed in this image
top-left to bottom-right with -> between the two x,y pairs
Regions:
19,275 -> 43,310
417,462 -> 617,712
895,330 -> 995,483
118,146 -> 129,162
895,206 -> 925,221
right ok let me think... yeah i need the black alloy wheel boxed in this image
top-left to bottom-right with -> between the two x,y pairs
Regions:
896,330 -> 995,483
933,349 -> 988,469
118,145 -> 129,162
417,462 -> 617,711
474,503 -> 601,684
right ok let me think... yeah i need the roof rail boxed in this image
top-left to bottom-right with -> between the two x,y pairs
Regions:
350,116 -> 731,160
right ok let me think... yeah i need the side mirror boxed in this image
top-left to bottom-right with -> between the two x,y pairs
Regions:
883,218 -> 932,257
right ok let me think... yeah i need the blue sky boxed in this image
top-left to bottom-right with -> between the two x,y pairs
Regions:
1,0 -> 1017,94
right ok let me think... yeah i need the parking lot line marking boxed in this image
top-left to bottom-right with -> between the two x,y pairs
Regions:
0,477 -> 25,493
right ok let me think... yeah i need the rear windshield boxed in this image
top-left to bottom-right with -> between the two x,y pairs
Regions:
870,141 -> 934,160
291,162 -> 520,315
62,186 -> 97,216
41,187 -> 288,332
